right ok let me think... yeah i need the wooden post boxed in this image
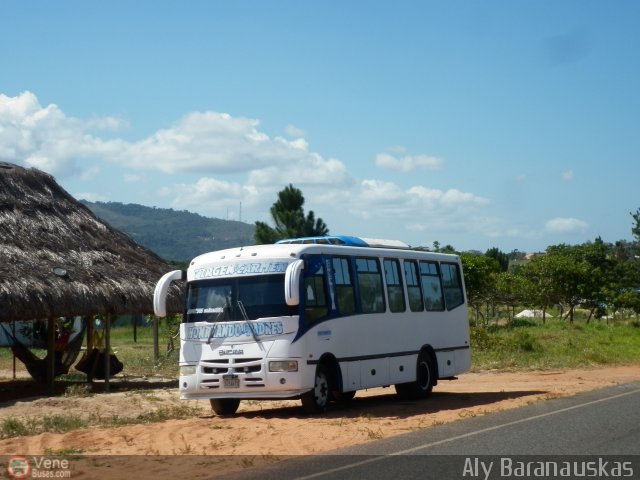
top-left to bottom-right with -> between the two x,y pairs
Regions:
133,314 -> 137,343
153,316 -> 159,362
86,316 -> 94,383
47,317 -> 56,396
104,313 -> 111,393
12,320 -> 16,380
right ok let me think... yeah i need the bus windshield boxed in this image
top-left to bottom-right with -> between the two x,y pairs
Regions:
185,274 -> 296,323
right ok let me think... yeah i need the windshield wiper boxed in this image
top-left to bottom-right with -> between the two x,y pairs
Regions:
206,310 -> 223,344
237,300 -> 264,351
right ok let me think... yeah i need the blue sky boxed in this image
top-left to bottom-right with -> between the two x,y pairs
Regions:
2,1 -> 639,253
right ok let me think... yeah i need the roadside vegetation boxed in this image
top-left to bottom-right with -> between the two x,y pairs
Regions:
1,200 -> 639,440
470,316 -> 640,370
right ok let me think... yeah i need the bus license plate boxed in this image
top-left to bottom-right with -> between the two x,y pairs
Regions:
223,375 -> 240,388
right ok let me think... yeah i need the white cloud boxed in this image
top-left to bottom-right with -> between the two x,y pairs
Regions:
0,92 -> 316,178
166,177 -> 258,218
544,217 -> 589,233
285,124 -> 306,138
248,154 -> 352,189
74,191 -> 111,202
80,165 -> 101,181
2,91 -> 501,246
123,173 -> 145,183
116,112 -> 314,174
0,91 -> 124,177
408,186 -> 489,208
562,170 -> 574,181
86,115 -> 129,131
313,179 -> 490,226
375,151 -> 444,172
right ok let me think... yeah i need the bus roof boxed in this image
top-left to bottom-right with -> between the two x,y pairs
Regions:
276,235 -> 411,249
189,236 -> 458,271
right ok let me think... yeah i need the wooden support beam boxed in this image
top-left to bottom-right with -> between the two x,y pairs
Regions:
12,321 -> 16,380
104,313 -> 111,392
86,316 -> 94,383
47,317 -> 56,396
153,316 -> 159,362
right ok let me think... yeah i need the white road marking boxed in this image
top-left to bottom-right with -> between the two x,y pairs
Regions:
295,386 -> 640,480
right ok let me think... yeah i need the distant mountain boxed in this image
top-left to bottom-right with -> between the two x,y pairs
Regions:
82,201 -> 255,262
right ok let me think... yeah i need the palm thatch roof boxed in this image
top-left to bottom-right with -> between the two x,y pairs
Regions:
0,162 -> 183,322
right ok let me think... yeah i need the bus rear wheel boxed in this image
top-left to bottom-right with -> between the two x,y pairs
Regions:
395,351 -> 436,400
301,364 -> 330,414
210,398 -> 240,416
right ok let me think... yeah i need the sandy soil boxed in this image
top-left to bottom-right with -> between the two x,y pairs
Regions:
1,366 -> 639,478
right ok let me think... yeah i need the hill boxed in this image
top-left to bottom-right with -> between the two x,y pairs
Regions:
81,201 -> 255,262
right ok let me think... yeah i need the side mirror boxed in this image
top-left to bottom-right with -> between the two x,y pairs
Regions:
153,270 -> 185,317
284,260 -> 304,306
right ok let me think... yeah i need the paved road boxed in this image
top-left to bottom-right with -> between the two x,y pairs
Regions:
217,381 -> 640,480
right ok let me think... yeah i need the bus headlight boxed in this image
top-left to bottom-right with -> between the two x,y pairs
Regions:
180,365 -> 197,376
268,361 -> 298,372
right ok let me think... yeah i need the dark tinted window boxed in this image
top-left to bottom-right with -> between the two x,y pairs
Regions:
332,257 -> 356,315
356,257 -> 385,313
185,274 -> 294,323
384,259 -> 406,313
419,261 -> 445,311
403,260 -> 424,312
441,262 -> 465,310
304,260 -> 329,324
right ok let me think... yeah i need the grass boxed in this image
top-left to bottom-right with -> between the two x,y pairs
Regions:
0,415 -> 87,439
470,317 -> 640,371
106,320 -> 179,378
0,404 -> 202,440
0,321 -> 180,381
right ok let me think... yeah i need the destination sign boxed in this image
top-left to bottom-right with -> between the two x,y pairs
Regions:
193,261 -> 289,280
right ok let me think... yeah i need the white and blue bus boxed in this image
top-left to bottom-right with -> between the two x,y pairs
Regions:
153,236 -> 471,415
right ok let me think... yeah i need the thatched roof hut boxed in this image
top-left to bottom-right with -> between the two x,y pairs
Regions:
0,162 -> 183,322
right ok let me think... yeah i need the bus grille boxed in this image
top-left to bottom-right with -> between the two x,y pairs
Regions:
199,357 -> 265,389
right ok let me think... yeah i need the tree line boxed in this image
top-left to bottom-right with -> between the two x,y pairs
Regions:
461,237 -> 639,325
255,186 -> 640,323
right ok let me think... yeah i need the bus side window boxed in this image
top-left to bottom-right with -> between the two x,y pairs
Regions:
403,260 -> 424,312
419,261 -> 445,311
356,257 -> 385,314
383,258 -> 406,313
332,257 -> 356,316
441,262 -> 464,310
303,264 -> 329,324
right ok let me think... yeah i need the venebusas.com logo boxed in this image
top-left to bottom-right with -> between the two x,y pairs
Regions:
6,456 -> 31,479
6,455 -> 72,478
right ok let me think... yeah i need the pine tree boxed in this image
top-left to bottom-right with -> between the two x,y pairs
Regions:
254,184 -> 329,244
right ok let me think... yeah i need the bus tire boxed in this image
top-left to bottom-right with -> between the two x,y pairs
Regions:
301,364 -> 330,414
210,398 -> 240,416
394,351 -> 436,400
332,390 -> 356,403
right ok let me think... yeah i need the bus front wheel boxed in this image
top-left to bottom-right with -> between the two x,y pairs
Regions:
395,351 -> 436,400
301,364 -> 330,414
210,398 -> 240,416
332,390 -> 356,403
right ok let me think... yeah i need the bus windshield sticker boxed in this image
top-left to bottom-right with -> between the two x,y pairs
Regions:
186,321 -> 284,341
